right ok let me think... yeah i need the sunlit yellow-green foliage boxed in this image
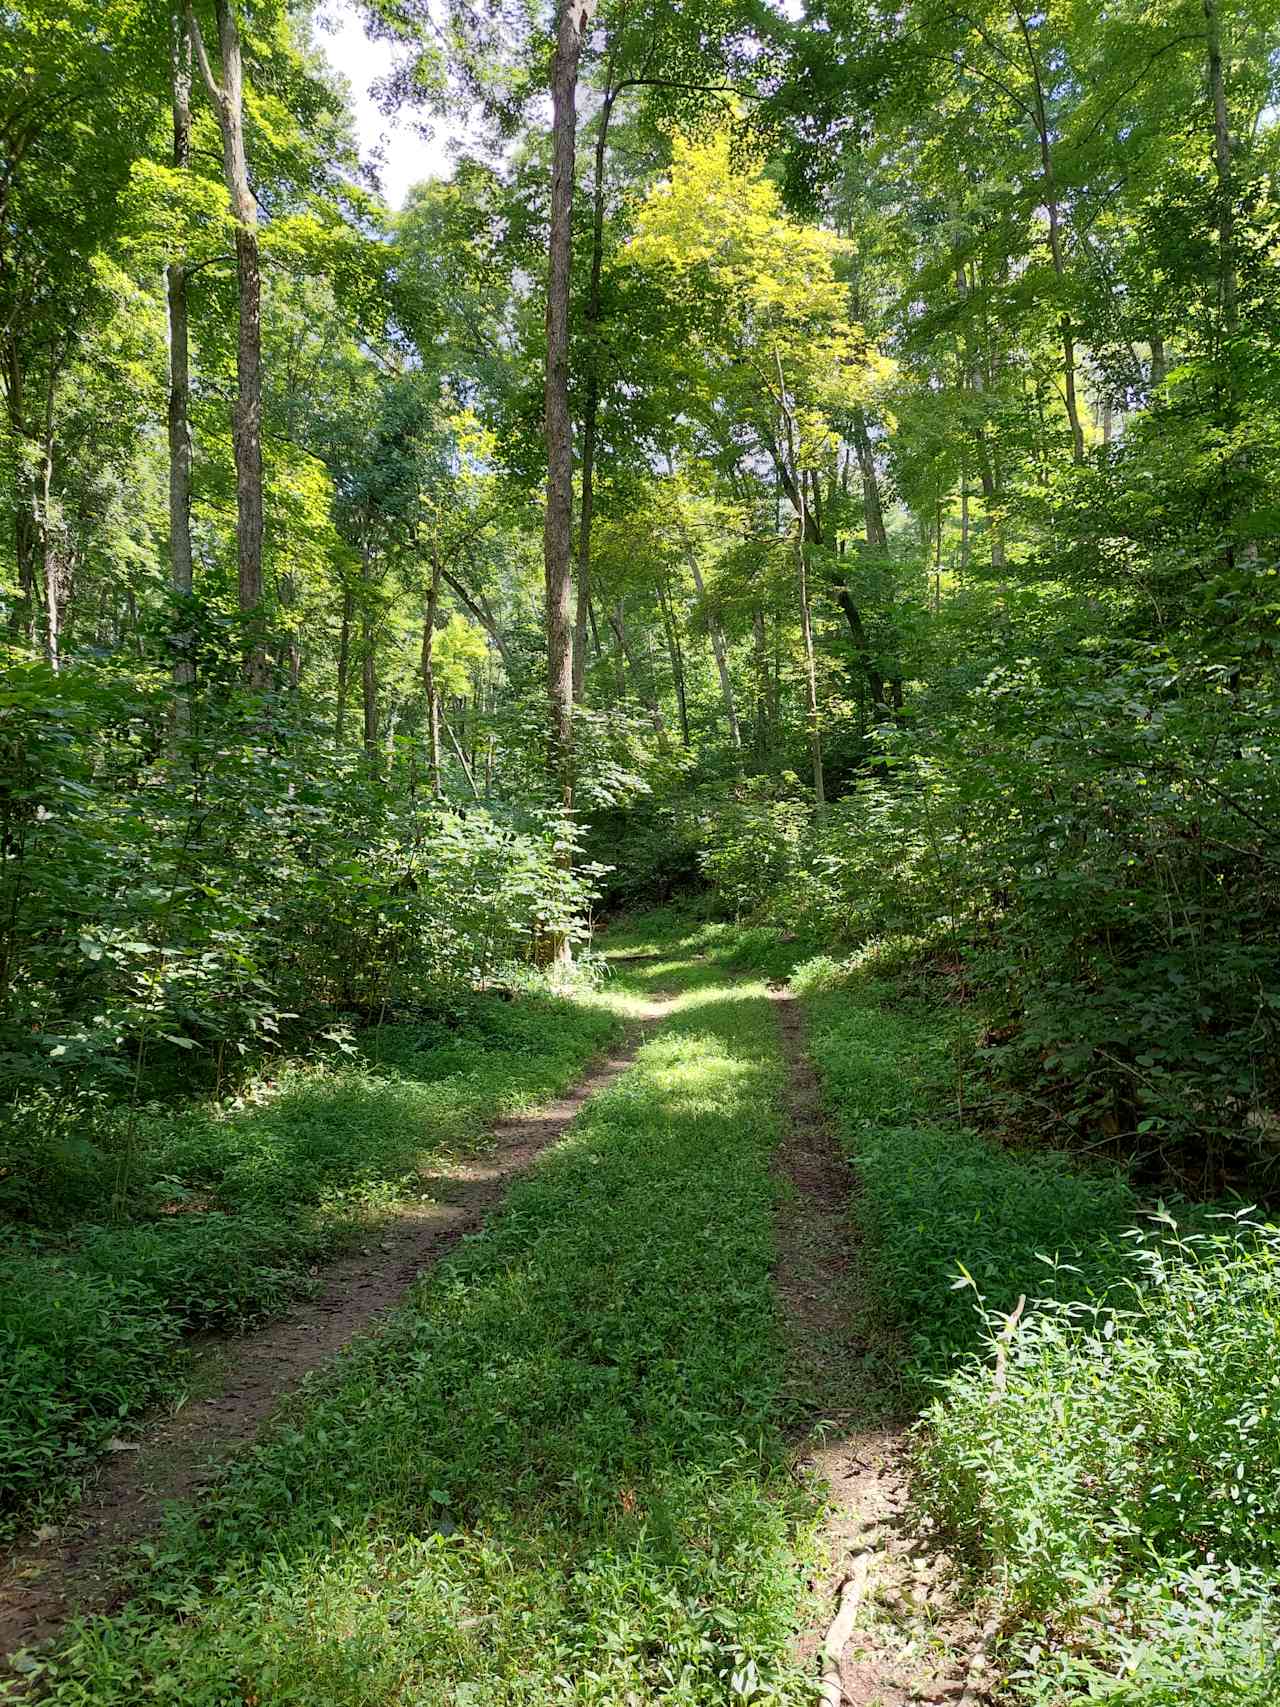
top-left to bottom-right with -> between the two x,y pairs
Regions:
625,133 -> 895,469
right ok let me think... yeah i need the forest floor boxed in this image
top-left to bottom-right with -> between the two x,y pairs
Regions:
3,920 -> 985,1704
0,1004 -> 670,1672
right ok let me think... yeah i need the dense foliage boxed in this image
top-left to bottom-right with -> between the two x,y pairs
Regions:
3,0 -> 1279,1700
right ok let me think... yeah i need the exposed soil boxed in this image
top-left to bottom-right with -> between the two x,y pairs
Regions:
770,989 -> 993,1707
0,1003 -> 671,1675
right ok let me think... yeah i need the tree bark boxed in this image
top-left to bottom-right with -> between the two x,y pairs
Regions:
850,407 -> 888,550
1149,334 -> 1168,390
572,81 -> 615,702
1015,4 -> 1085,465
168,11 -> 195,731
775,353 -> 825,816
38,364 -> 58,671
1204,0 -> 1238,336
421,556 -> 442,798
188,0 -> 267,689
543,0 -> 596,834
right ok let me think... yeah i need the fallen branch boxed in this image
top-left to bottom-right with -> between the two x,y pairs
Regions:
991,1294 -> 1026,1397
818,1548 -> 874,1707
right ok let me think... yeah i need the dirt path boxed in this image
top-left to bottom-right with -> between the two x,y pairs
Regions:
770,989 -> 989,1707
0,1003 -> 671,1674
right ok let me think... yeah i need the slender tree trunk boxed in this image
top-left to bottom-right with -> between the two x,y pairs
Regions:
362,623 -> 378,768
775,353 -> 824,816
543,0 -> 596,844
1149,334 -> 1168,390
681,538 -> 741,750
1204,0 -> 1238,337
360,544 -> 379,768
656,575 -> 690,748
168,11 -> 196,732
421,556 -> 442,799
37,365 -> 58,671
1016,5 -> 1085,465
335,585 -> 352,741
572,81 -> 615,702
188,0 -> 267,689
850,407 -> 888,549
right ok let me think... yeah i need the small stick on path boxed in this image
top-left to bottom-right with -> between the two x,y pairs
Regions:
991,1293 -> 1026,1398
818,1547 -> 874,1707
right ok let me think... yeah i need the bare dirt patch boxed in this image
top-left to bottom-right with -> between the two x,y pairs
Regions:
770,989 -> 991,1707
0,1004 -> 671,1675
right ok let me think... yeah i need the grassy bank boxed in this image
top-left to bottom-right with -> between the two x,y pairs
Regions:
21,941 -> 822,1703
793,941 -> 1280,1705
1,987 -> 620,1535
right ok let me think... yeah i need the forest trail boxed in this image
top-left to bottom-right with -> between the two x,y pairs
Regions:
0,1001 -> 672,1677
771,988 -> 985,1707
4,937 -> 982,1703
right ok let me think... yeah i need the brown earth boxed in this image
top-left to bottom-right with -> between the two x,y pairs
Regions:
770,988 -> 994,1707
0,1001 -> 672,1677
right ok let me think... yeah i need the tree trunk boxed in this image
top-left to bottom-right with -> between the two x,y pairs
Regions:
1014,5 -> 1084,464
775,353 -> 824,815
1149,334 -> 1168,390
572,82 -> 615,702
335,584 -> 352,741
850,407 -> 888,550
38,365 -> 58,671
421,556 -> 442,798
543,0 -> 596,838
362,623 -> 378,768
682,538 -> 741,750
166,18 -> 196,734
188,0 -> 267,689
1204,0 -> 1238,337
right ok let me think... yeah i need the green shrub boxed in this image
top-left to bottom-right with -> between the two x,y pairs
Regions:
917,1213 -> 1280,1703
0,1246 -> 178,1507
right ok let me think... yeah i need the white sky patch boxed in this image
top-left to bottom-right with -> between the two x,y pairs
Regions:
316,0 -> 454,207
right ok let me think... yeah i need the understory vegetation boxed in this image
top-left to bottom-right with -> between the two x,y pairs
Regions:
710,911 -> 1280,1705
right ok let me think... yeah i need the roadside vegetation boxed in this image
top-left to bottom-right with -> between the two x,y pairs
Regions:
1,987 -> 618,1534
669,905 -> 1280,1706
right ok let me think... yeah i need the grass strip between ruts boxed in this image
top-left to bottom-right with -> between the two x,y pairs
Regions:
28,952 -> 821,1706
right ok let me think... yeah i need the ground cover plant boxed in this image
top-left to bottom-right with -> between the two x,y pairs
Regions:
21,948 -> 822,1705
0,988 -> 619,1534
789,936 -> 1280,1704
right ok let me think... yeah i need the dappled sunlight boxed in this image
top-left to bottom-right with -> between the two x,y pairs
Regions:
43,959 -> 819,1703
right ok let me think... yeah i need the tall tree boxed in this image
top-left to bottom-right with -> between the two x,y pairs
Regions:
543,0 -> 597,832
187,0 -> 268,689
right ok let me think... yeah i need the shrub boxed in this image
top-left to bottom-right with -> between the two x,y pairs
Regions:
917,1212 -> 1280,1704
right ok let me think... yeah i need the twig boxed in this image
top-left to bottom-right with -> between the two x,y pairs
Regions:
991,1294 -> 1026,1396
818,1549 -> 874,1707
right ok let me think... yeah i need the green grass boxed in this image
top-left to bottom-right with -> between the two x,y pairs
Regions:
784,935 -> 1280,1706
0,988 -> 620,1534
18,941 -> 822,1704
